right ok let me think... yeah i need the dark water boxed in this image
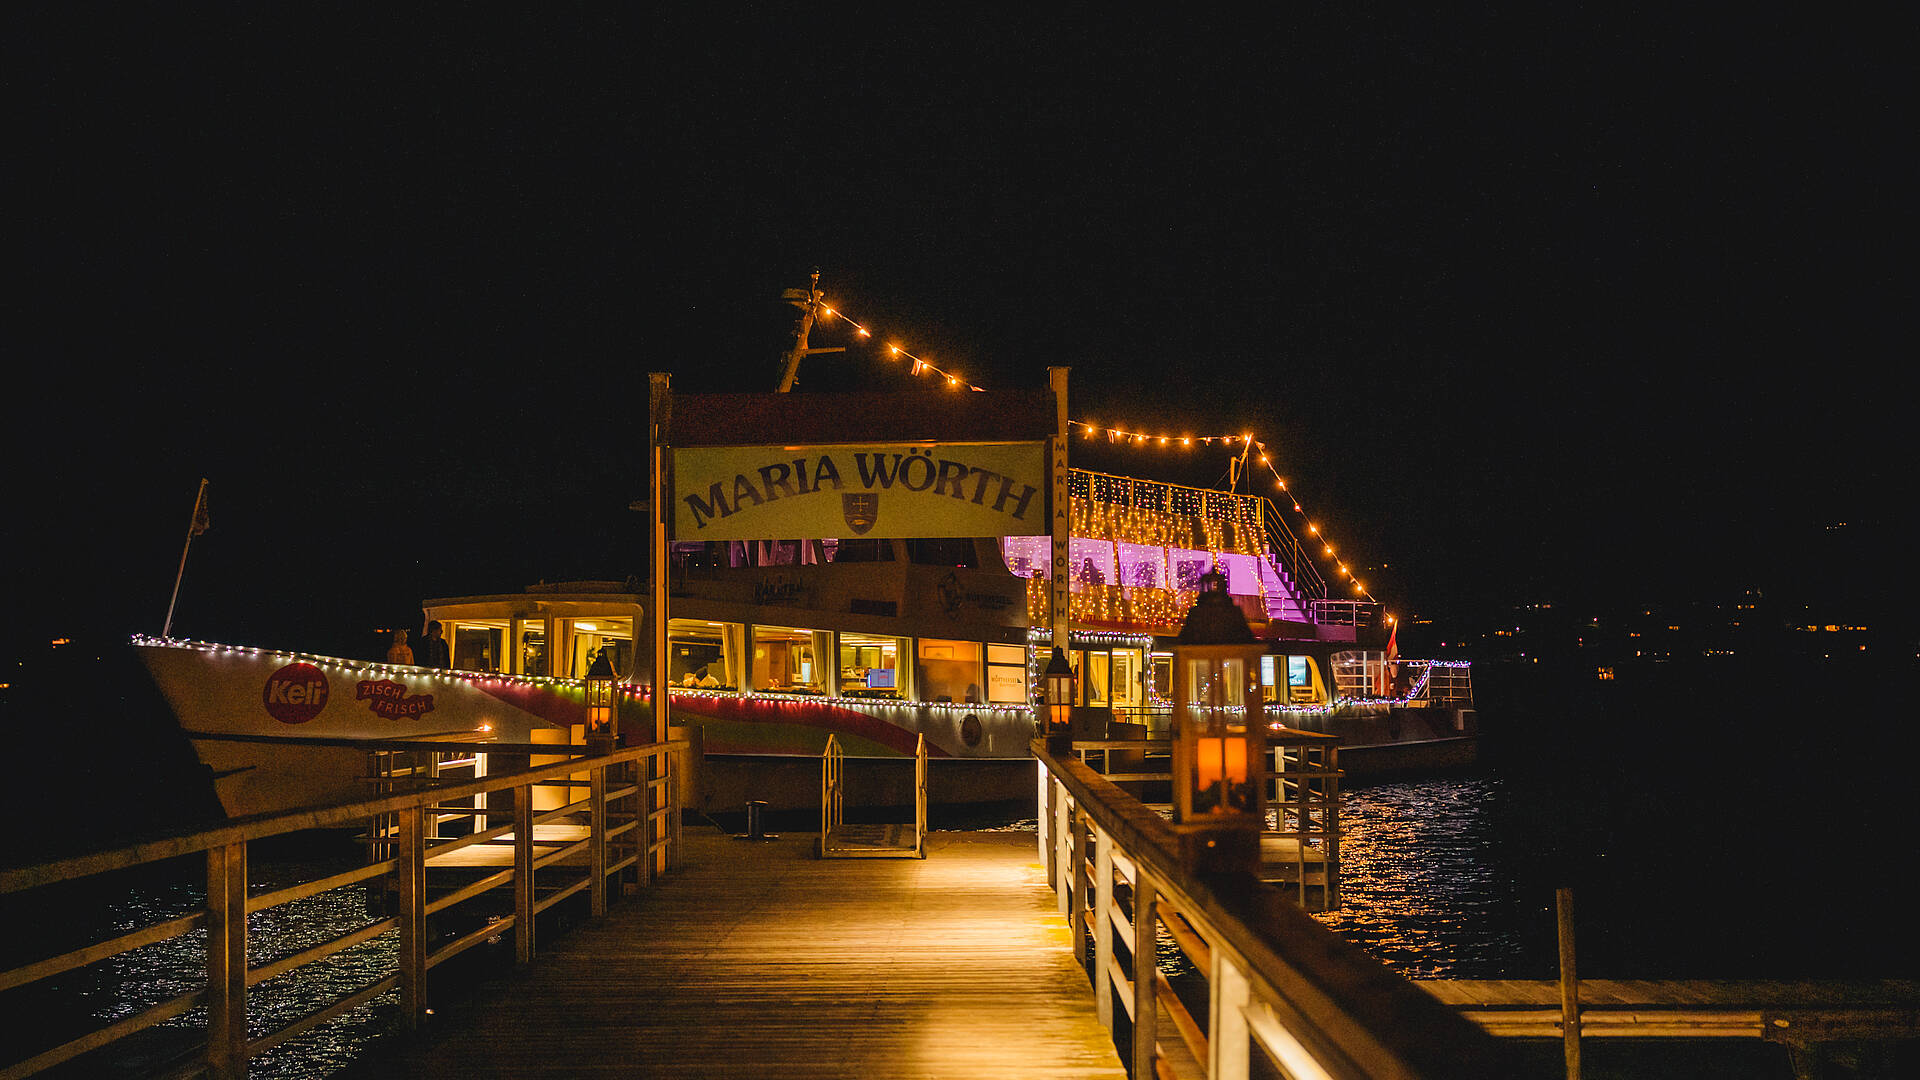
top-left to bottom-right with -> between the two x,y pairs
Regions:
5,644 -> 1917,1077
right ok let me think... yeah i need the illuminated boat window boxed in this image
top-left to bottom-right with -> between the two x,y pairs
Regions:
754,624 -> 831,695
918,638 -> 984,703
839,632 -> 909,699
670,619 -> 742,690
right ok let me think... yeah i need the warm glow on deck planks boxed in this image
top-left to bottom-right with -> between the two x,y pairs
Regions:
348,829 -> 1127,1078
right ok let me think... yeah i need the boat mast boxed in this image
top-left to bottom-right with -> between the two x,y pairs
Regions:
775,268 -> 845,392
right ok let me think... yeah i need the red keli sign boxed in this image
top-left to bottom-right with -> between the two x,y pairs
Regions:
262,662 -> 329,724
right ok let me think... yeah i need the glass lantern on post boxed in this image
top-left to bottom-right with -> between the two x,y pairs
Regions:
584,647 -> 620,750
1170,568 -> 1267,875
1041,645 -> 1076,752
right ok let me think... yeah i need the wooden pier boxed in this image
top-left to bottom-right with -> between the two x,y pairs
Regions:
342,827 -> 1124,1079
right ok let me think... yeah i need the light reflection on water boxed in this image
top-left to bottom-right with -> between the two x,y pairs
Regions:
1311,777 -> 1527,978
82,860 -> 398,1079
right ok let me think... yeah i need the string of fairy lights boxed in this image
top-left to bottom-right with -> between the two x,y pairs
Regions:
810,299 -> 1385,613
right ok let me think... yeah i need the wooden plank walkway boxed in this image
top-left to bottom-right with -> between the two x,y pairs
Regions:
345,827 -> 1127,1079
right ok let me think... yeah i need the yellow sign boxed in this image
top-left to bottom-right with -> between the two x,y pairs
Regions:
674,442 -> 1047,540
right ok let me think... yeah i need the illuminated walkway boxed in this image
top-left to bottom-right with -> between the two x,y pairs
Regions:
346,828 -> 1126,1079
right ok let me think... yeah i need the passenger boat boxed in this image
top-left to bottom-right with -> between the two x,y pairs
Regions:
135,466 -> 1473,818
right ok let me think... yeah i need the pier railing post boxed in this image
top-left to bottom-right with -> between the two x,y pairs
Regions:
1053,781 -> 1072,917
396,803 -> 428,1028
590,760 -> 608,917
667,749 -> 682,870
1132,867 -> 1159,1080
205,841 -> 248,1080
1557,886 -> 1581,1080
1094,825 -> 1114,1030
514,782 -> 535,965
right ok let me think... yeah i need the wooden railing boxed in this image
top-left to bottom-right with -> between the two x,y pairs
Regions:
1034,741 -> 1501,1080
1070,731 -> 1342,913
0,739 -> 682,1080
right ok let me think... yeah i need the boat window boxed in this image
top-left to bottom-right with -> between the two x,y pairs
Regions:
905,538 -> 977,567
451,623 -> 503,672
516,625 -> 548,677
565,618 -> 633,679
1150,653 -> 1172,702
670,619 -> 741,690
839,632 -> 908,698
754,624 -> 830,695
1109,649 -> 1143,709
1260,655 -> 1280,703
1115,543 -> 1163,588
985,643 -> 1027,704
1084,651 -> 1111,707
918,638 -> 983,703
828,539 -> 893,563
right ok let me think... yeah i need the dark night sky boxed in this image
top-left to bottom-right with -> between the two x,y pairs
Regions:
8,9 -> 1911,660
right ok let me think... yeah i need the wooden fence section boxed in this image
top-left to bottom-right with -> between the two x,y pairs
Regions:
1069,732 -> 1341,912
341,828 -> 1127,1080
1036,742 -> 1503,1080
0,740 -> 682,1080
1421,978 -> 1920,1043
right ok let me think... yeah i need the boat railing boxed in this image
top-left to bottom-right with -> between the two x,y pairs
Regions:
0,739 -> 683,1080
1312,598 -> 1383,629
1256,493 -> 1328,604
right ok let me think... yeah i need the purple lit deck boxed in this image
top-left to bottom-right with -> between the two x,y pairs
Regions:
348,828 -> 1127,1078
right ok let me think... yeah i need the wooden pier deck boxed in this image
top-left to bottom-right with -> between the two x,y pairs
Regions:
344,826 -> 1126,1079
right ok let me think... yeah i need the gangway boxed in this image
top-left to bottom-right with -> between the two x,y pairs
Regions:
818,732 -> 928,858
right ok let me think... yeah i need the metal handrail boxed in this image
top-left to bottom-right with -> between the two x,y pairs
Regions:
0,741 -> 682,1080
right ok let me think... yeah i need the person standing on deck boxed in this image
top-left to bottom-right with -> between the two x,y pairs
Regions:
420,620 -> 451,668
385,629 -> 413,665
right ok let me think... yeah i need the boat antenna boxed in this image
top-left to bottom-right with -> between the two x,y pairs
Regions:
775,268 -> 846,392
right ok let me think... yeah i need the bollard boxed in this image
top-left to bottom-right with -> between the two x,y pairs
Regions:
744,800 -> 774,840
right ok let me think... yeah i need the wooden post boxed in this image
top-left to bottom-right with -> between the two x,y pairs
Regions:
589,760 -> 608,917
1037,760 -> 1051,868
396,804 -> 428,1028
1070,805 -> 1089,942
204,841 -> 247,1079
1210,950 -> 1252,1080
1094,825 -> 1114,1029
1054,784 -> 1072,917
1557,886 -> 1581,1080
514,783 -> 535,966
648,373 -> 672,879
1132,867 -> 1159,1080
667,749 -> 682,870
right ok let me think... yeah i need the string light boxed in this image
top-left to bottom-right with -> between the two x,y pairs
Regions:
805,296 -> 1380,603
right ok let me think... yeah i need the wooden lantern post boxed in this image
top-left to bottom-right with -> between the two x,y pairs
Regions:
1170,568 -> 1266,875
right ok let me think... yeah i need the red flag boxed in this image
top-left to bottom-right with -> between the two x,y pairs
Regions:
1376,623 -> 1398,696
190,479 -> 210,535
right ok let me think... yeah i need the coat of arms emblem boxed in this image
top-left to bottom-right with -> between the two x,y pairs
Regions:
842,493 -> 878,535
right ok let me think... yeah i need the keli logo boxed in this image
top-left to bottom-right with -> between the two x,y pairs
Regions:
263,662 -> 329,724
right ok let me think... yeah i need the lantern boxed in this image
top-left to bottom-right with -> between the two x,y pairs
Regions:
1170,568 -> 1266,873
1042,646 -> 1076,734
585,647 -> 619,740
